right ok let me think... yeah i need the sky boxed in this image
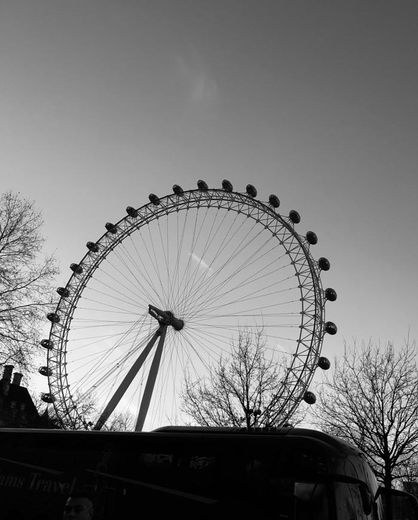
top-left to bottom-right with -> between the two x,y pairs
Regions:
1,1 -> 417,414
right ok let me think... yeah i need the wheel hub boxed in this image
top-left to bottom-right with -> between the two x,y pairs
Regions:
148,304 -> 184,331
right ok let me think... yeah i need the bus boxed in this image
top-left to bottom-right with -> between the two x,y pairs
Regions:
0,426 -> 416,520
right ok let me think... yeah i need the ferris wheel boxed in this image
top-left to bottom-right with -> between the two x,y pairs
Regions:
40,180 -> 336,431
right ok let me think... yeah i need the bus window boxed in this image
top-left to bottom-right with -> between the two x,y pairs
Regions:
295,482 -> 331,520
335,482 -> 370,520
134,450 -> 219,502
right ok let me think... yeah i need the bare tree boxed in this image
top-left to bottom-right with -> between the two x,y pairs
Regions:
312,340 -> 418,489
0,191 -> 58,373
181,329 -> 302,429
102,411 -> 135,431
30,392 -> 61,429
42,389 -> 135,431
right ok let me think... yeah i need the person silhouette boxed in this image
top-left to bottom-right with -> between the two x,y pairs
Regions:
62,493 -> 94,520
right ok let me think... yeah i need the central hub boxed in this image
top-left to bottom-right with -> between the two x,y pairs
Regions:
148,305 -> 184,331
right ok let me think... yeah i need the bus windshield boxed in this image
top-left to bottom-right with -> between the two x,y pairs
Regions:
0,428 -> 380,520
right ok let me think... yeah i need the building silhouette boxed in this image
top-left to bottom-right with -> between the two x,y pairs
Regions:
0,365 -> 41,427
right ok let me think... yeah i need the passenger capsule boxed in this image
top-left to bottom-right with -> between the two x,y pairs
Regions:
126,206 -> 138,218
105,222 -> 118,234
289,210 -> 301,224
41,393 -> 55,403
57,287 -> 70,298
172,185 -> 184,196
47,312 -> 60,323
324,288 -> 337,301
86,241 -> 99,253
306,231 -> 318,245
303,391 -> 316,405
222,179 -> 233,192
318,357 -> 331,370
246,184 -> 257,198
325,321 -> 338,335
269,194 -> 280,208
149,193 -> 160,205
197,179 -> 208,191
40,339 -> 54,350
39,366 -> 52,377
318,257 -> 331,271
70,263 -> 83,275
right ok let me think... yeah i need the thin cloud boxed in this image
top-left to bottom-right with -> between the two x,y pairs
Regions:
174,53 -> 219,110
190,252 -> 213,273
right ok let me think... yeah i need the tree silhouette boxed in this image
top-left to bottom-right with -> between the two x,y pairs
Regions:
312,339 -> 418,489
0,192 -> 58,373
181,329 -> 303,429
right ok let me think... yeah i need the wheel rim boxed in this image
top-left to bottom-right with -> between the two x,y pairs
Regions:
44,185 -> 331,431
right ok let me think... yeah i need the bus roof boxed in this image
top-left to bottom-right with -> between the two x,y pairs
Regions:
0,424 -> 363,458
153,425 -> 364,457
